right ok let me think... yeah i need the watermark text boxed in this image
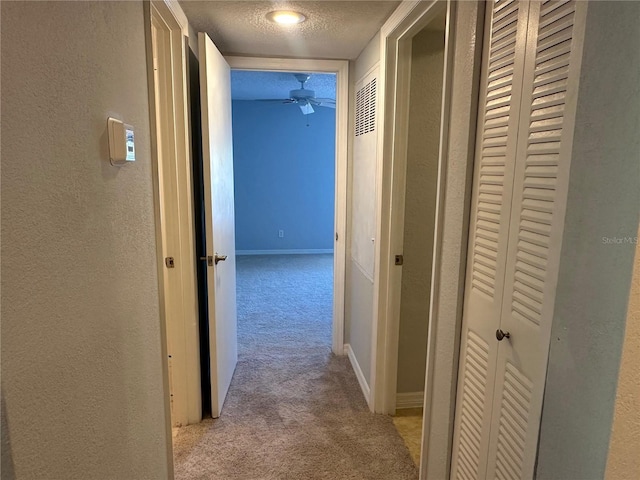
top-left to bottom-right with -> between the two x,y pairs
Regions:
602,236 -> 638,245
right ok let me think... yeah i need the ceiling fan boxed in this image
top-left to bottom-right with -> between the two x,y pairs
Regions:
260,73 -> 336,115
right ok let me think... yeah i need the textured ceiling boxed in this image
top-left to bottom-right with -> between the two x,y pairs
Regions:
179,1 -> 401,60
231,71 -> 336,100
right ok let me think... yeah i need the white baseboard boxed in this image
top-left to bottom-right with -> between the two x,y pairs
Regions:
344,344 -> 370,406
396,391 -> 425,409
236,249 -> 334,256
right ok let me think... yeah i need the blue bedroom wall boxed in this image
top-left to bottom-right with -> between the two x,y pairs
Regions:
232,100 -> 336,252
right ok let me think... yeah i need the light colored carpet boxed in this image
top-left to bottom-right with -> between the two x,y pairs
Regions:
392,408 -> 424,466
173,254 -> 418,480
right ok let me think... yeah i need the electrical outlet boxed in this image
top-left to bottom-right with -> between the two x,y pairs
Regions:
278,230 -> 284,238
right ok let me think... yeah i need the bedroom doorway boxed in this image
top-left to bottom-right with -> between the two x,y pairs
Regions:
231,69 -> 338,371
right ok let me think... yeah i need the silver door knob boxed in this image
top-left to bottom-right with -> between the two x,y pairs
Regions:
496,329 -> 510,341
214,254 -> 227,265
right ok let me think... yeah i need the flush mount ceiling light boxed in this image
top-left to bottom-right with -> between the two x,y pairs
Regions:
266,10 -> 307,25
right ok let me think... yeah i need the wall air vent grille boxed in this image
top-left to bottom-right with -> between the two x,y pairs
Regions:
355,78 -> 377,136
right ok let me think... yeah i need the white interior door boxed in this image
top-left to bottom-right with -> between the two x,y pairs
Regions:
198,32 -> 238,418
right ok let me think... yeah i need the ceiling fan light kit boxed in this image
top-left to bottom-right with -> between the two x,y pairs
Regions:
299,103 -> 314,115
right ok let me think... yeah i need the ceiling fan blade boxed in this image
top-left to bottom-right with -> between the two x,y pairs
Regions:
309,98 -> 336,108
256,98 -> 297,103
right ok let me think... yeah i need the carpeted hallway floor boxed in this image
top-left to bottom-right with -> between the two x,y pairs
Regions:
173,254 -> 418,480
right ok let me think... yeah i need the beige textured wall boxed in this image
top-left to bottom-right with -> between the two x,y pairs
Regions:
536,2 -> 640,478
606,231 -> 640,480
1,2 -> 170,479
346,32 -> 381,384
396,28 -> 444,394
346,260 -> 375,382
355,32 -> 381,81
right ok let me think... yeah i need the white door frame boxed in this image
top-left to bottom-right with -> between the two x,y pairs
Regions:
370,0 -> 450,416
372,1 -> 485,479
225,56 -> 349,357
371,0 -> 453,414
146,0 -> 202,432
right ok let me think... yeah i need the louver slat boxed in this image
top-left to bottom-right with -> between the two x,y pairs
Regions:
452,330 -> 490,480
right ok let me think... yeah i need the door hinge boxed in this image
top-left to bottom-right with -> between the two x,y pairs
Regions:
395,254 -> 403,266
336,232 -> 339,242
199,255 -> 214,266
165,257 -> 175,268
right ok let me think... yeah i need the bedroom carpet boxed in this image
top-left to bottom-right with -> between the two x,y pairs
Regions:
172,254 -> 418,480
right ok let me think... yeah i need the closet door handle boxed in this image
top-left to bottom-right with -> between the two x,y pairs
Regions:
496,329 -> 510,341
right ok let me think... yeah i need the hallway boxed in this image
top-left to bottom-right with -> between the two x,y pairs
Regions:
172,254 -> 418,479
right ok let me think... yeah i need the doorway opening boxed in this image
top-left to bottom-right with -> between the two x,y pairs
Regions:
390,9 -> 448,468
189,55 -> 349,418
147,1 -> 201,436
227,57 -> 349,360
388,8 -> 448,467
230,69 -> 337,370
187,44 -> 212,418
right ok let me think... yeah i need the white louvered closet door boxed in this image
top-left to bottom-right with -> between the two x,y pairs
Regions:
485,1 -> 587,479
450,1 -> 532,479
